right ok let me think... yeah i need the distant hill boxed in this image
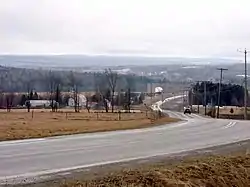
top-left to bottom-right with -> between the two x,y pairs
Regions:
0,55 -> 240,69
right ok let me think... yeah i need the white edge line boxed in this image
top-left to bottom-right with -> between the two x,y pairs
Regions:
1,137 -> 249,183
0,138 -> 46,146
0,154 -> 169,182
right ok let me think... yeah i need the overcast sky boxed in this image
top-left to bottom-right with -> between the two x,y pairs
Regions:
0,0 -> 250,58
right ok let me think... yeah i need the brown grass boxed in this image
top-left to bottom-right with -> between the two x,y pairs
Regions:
0,110 -> 179,141
218,106 -> 249,115
58,154 -> 250,187
192,105 -> 250,115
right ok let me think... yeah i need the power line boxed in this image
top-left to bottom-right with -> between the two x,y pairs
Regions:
216,68 -> 228,118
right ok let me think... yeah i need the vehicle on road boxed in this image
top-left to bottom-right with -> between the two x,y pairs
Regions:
184,107 -> 191,114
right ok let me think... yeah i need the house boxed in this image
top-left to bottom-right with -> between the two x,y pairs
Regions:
27,100 -> 53,108
68,94 -> 87,107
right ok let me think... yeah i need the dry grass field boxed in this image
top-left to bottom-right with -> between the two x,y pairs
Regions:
218,106 -> 250,115
0,109 -> 179,141
192,105 -> 250,117
57,154 -> 250,187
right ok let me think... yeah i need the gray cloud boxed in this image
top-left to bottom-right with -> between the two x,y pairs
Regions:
0,0 -> 250,58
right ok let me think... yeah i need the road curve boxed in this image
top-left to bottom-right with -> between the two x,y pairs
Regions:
1,99 -> 250,184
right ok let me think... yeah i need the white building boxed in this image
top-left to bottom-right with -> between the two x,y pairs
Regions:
28,100 -> 52,107
68,94 -> 87,107
155,87 -> 163,94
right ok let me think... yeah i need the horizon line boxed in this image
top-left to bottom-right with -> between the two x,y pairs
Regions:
0,53 -> 242,60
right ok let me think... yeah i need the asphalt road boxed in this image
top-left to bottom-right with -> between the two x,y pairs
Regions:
1,97 -> 250,184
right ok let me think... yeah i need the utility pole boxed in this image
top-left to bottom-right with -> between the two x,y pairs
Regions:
182,81 -> 189,110
150,82 -> 153,106
190,87 -> 193,110
194,81 -> 200,114
182,89 -> 185,109
216,68 -> 228,118
204,81 -> 207,115
150,82 -> 153,120
244,50 -> 248,120
128,88 -> 131,113
190,82 -> 199,113
161,89 -> 164,102
238,49 -> 249,120
182,87 -> 189,109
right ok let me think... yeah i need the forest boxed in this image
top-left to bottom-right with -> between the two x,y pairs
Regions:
0,66 -> 152,92
189,81 -> 247,107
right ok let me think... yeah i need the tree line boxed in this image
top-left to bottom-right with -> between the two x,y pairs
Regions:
0,67 -> 145,112
0,66 -> 152,92
189,82 -> 247,107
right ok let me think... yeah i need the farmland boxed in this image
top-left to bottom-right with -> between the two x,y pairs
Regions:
0,109 -> 178,141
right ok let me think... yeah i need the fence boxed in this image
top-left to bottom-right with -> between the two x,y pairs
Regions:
0,107 -> 167,123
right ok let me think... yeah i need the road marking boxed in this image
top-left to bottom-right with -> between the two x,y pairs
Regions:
185,114 -> 194,119
1,136 -> 249,185
191,114 -> 203,119
0,138 -> 46,147
0,152 -> 183,183
224,121 -> 237,129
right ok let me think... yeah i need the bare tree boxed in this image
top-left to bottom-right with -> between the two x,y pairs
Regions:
26,73 -> 33,99
69,71 -> 80,112
0,73 -> 6,108
125,76 -> 135,91
105,69 -> 118,113
0,92 -> 4,108
54,84 -> 62,111
26,100 -> 31,112
125,88 -> 131,112
6,93 -> 15,112
48,71 -> 56,112
94,73 -> 109,112
46,70 -> 64,112
74,86 -> 79,112
18,71 -> 33,112
85,94 -> 91,113
0,71 -> 15,112
125,76 -> 135,112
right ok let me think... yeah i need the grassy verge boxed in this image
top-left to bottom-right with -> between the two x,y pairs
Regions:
0,110 -> 179,141
55,153 -> 250,187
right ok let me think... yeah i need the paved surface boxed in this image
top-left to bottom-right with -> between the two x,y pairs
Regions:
1,96 -> 250,184
161,95 -> 184,111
